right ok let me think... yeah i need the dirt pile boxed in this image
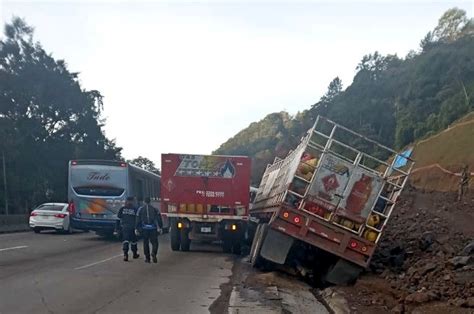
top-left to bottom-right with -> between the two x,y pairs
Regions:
337,188 -> 474,313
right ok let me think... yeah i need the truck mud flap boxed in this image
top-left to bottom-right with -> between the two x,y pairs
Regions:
324,259 -> 363,285
260,228 -> 294,265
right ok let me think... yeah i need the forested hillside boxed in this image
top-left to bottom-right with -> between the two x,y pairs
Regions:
215,8 -> 474,184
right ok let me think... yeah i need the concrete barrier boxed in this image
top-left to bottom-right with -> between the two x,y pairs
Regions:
0,215 -> 28,225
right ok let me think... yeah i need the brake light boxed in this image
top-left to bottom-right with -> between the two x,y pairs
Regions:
71,160 -> 77,165
55,213 -> 67,218
68,202 -> 76,215
293,216 -> 301,224
30,212 -> 38,217
350,241 -> 358,248
120,163 -> 127,167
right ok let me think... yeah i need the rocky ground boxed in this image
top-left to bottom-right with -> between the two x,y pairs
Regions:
330,188 -> 474,313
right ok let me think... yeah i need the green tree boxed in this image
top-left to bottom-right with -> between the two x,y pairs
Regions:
129,156 -> 160,175
0,17 -> 121,212
433,8 -> 469,42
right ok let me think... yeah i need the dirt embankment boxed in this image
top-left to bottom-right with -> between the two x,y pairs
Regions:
333,188 -> 474,313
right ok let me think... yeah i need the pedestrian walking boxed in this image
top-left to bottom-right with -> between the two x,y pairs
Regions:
458,165 -> 470,202
118,196 -> 140,261
136,197 -> 163,263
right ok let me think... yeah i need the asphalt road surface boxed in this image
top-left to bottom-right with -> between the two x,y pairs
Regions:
0,231 -> 233,314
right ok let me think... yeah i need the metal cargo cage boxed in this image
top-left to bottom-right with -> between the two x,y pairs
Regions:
253,116 -> 414,244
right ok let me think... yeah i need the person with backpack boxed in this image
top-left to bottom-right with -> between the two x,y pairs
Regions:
136,197 -> 163,263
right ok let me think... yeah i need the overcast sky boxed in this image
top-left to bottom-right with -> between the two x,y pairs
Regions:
1,0 -> 472,165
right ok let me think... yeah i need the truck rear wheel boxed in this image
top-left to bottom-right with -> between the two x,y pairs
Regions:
180,228 -> 191,252
323,259 -> 363,285
232,240 -> 241,255
170,222 -> 181,251
250,223 -> 268,268
222,234 -> 232,253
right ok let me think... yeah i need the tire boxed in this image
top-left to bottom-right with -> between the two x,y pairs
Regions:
222,234 -> 232,253
64,224 -> 73,234
232,239 -> 242,255
248,224 -> 262,263
250,223 -> 268,269
170,221 -> 181,251
180,228 -> 191,252
34,228 -> 41,234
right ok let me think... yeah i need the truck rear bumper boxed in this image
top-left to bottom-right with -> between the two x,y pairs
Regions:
169,217 -> 247,241
268,206 -> 374,268
165,213 -> 249,223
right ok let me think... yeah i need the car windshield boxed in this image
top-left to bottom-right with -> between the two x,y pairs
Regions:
36,204 -> 65,211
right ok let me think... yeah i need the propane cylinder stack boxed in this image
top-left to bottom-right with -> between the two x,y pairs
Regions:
252,116 -> 414,244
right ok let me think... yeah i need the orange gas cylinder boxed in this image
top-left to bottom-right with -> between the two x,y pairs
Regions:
179,203 -> 186,212
346,174 -> 373,214
187,203 -> 195,213
196,204 -> 204,213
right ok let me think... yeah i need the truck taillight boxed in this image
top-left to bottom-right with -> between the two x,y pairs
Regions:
283,212 -> 289,218
350,241 -> 358,248
293,216 -> 301,224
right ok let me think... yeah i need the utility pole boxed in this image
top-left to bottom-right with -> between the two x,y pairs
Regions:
2,151 -> 8,215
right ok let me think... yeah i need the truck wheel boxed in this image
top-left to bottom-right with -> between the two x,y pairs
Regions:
248,224 -> 262,262
250,223 -> 268,268
323,259 -> 363,285
170,222 -> 181,251
180,228 -> 191,252
222,234 -> 232,253
232,240 -> 241,255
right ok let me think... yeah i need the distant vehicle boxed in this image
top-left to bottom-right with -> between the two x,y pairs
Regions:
161,153 -> 251,253
29,203 -> 72,233
68,160 -> 166,237
249,116 -> 414,285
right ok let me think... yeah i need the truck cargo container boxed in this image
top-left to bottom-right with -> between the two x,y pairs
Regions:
249,116 -> 414,284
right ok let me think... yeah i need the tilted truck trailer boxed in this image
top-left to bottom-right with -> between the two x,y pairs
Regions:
161,153 -> 251,253
249,116 -> 414,285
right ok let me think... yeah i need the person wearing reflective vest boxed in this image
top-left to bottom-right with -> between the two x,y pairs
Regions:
135,197 -> 163,263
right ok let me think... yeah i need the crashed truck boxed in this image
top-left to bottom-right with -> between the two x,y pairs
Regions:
249,116 -> 414,285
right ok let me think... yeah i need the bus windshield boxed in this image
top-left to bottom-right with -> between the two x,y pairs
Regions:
70,164 -> 127,197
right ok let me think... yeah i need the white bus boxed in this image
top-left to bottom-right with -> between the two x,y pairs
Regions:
68,160 -> 163,237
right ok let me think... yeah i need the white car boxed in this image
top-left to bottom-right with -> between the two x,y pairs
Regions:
29,203 -> 73,234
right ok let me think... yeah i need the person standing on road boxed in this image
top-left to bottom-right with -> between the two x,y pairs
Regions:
118,196 -> 140,261
136,197 -> 163,263
458,165 -> 470,202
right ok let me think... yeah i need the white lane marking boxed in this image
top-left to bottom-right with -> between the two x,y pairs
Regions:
75,254 -> 123,270
0,245 -> 28,252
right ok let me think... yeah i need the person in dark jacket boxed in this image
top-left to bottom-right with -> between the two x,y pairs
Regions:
135,197 -> 163,263
118,196 -> 140,261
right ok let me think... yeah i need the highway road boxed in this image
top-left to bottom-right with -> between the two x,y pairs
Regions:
0,231 -> 232,314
